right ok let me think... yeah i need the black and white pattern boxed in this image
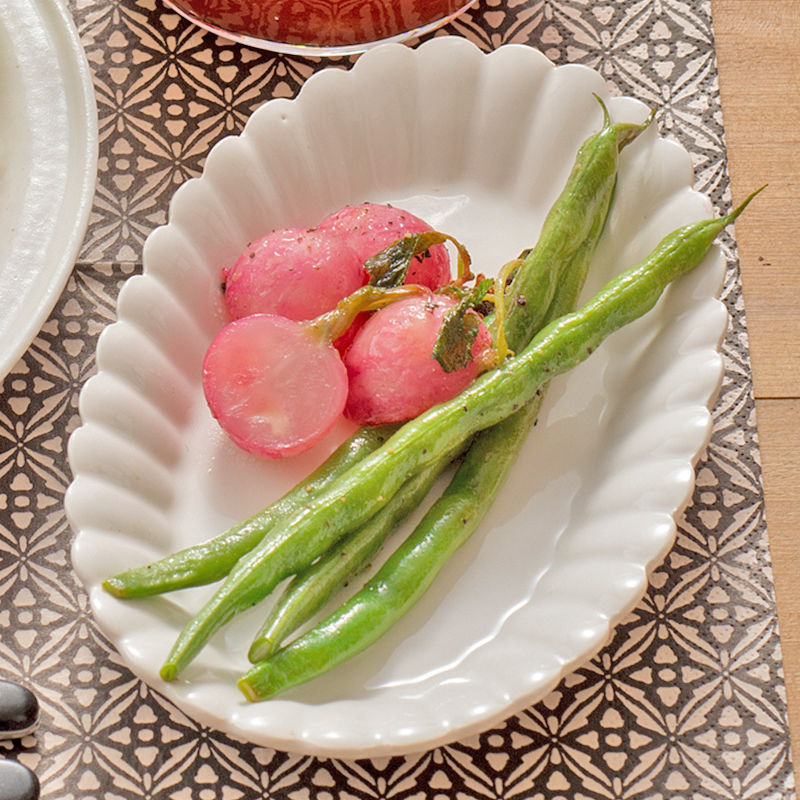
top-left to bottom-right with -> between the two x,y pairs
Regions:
0,0 -> 794,796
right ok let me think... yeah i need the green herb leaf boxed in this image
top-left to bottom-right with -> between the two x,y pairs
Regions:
364,231 -> 473,287
364,232 -> 443,288
432,278 -> 493,373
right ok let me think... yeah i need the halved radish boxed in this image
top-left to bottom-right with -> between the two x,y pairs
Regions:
203,314 -> 348,458
343,293 -> 493,426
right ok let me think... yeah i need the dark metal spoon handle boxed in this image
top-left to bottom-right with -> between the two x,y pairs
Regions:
0,682 -> 38,740
0,760 -> 39,800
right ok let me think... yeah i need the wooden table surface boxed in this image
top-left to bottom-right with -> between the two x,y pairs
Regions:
712,0 -> 800,784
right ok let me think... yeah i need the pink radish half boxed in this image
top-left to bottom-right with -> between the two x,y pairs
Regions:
318,203 -> 452,289
203,314 -> 348,458
223,228 -> 366,322
343,294 -> 492,426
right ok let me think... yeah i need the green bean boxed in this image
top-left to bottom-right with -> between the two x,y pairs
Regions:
159,104 -> 653,680
248,449 -> 460,661
499,100 -> 654,350
238,190 -> 761,699
102,424 -> 397,597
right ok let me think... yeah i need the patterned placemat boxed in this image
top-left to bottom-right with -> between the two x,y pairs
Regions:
0,0 -> 795,797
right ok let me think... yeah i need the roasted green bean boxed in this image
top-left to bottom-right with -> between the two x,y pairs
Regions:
103,424 -> 396,597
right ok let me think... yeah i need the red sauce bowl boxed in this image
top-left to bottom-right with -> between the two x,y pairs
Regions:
164,0 -> 479,55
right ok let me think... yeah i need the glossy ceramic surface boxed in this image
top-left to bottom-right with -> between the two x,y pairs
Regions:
66,38 -> 727,757
0,0 -> 97,381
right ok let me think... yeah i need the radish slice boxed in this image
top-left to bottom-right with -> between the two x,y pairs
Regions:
203,314 -> 348,458
223,228 -> 366,322
343,294 -> 492,425
318,203 -> 452,289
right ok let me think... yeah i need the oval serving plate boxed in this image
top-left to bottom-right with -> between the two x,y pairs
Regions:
66,37 -> 728,758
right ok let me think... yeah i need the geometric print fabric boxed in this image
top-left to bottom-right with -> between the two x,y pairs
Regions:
0,0 -> 794,797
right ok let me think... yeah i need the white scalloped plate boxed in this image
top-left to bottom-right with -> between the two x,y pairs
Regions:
0,0 -> 98,381
66,37 -> 728,758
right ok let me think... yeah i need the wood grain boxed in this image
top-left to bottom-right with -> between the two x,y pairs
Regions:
712,0 -> 800,778
712,0 -> 800,398
757,400 -> 800,732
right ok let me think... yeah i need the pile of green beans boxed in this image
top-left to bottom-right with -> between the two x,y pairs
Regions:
154,100 -> 650,683
239,187 -> 761,699
246,114 -> 621,663
101,96 -> 759,700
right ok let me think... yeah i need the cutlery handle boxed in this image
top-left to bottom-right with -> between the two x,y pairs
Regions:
0,760 -> 39,800
0,682 -> 38,740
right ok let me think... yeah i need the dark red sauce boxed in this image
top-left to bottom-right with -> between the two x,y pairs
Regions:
167,0 -> 468,48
